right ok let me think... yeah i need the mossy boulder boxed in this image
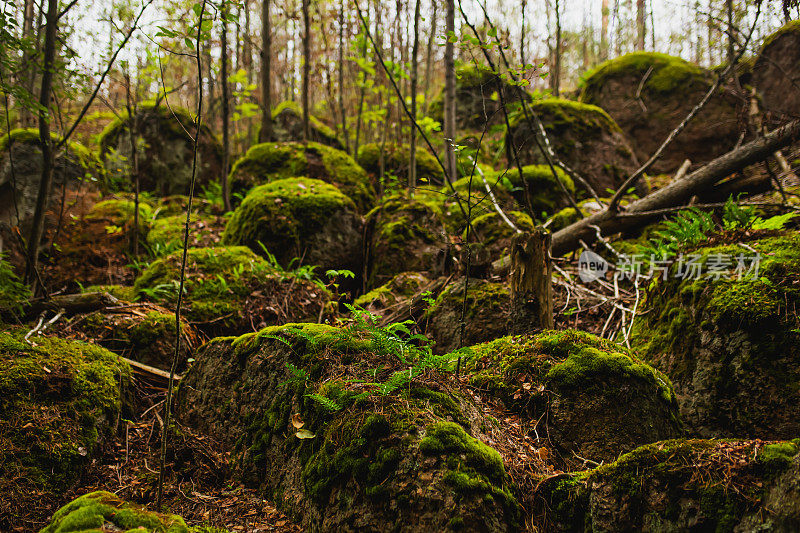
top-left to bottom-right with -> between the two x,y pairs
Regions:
579,52 -> 741,174
494,164 -> 575,218
228,141 -> 374,212
0,331 -> 130,530
545,198 -> 607,232
354,271 -> 433,318
177,323 -> 520,531
466,211 -> 535,258
425,278 -> 511,354
356,142 -> 444,185
40,491 -> 188,533
436,175 -> 519,235
462,330 -> 681,464
506,98 -> 641,196
56,303 -> 200,371
98,104 -> 224,196
365,194 -> 450,289
222,178 -> 363,274
134,246 -> 332,336
630,231 -> 800,439
268,100 -> 344,149
752,21 -> 800,125
429,64 -> 530,130
538,438 -> 800,531
146,212 -> 226,255
0,128 -> 100,231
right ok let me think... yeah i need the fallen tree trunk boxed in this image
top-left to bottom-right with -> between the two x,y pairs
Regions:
26,291 -> 120,317
551,119 -> 800,256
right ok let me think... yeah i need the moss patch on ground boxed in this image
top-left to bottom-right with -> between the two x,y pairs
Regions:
134,246 -> 332,336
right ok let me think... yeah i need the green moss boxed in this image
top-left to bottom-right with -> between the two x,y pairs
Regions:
271,100 -> 340,146
462,329 -> 675,406
492,164 -> 575,218
82,284 -> 137,301
0,128 -> 100,172
354,271 -> 430,309
228,141 -> 374,211
0,330 -> 130,492
87,198 -> 154,229
41,491 -> 187,533
356,142 -> 444,184
759,20 -> 800,51
631,232 -> 800,360
468,210 -> 534,245
97,103 -> 208,152
580,52 -> 708,101
222,177 -> 355,259
510,98 -> 620,134
134,245 -> 304,327
757,440 -> 800,475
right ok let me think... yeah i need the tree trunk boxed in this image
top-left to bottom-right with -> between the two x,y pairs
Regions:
600,0 -> 609,60
301,0 -> 311,142
409,0 -> 421,190
636,0 -> 646,50
221,0 -> 232,211
444,0 -> 456,182
259,0 -> 273,142
550,0 -> 561,97
24,0 -> 59,292
338,0 -> 349,153
423,0 -> 437,107
520,0 -> 527,66
551,120 -> 800,256
510,230 -> 554,334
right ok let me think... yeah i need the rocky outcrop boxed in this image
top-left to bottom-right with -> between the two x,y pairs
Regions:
752,21 -> 800,125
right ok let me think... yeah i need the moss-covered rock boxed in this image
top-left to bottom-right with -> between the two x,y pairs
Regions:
494,164 -> 575,219
228,141 -> 374,212
436,175 -> 520,235
630,231 -> 800,439
268,100 -> 344,149
466,211 -> 535,258
134,246 -> 332,336
539,438 -> 800,531
0,128 -> 100,231
579,52 -> 741,174
354,271 -> 433,318
56,303 -> 200,371
98,104 -> 224,196
86,198 -> 154,230
40,491 -> 188,533
356,142 -> 444,185
365,193 -> 450,289
147,212 -> 226,255
429,64 -> 530,130
222,178 -> 363,274
177,323 -> 520,531
0,331 -> 130,530
545,198 -> 607,232
425,278 -> 511,354
752,21 -> 800,125
506,98 -> 641,196
461,329 -> 681,464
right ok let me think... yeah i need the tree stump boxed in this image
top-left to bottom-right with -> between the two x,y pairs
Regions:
510,229 -> 553,334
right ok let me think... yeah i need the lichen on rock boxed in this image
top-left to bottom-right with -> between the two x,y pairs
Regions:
268,100 -> 344,149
